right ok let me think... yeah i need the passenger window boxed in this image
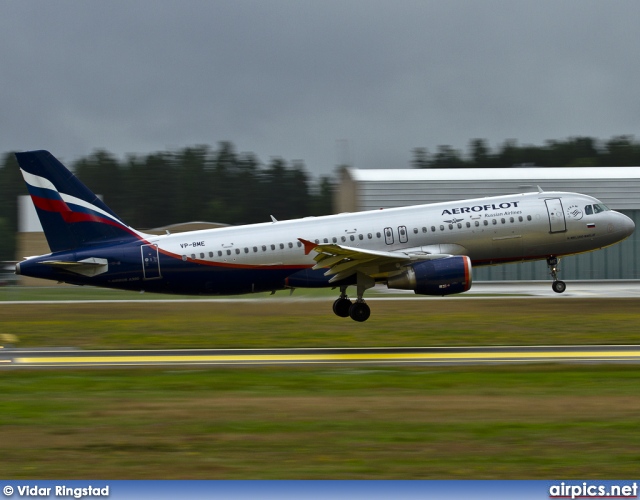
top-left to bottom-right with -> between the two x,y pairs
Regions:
227,250 -> 231,256
422,227 -> 427,233
218,251 -> 222,257
279,243 -> 284,249
244,248 -> 249,253
297,242 -> 302,247
431,226 -> 436,232
457,223 -> 462,229
253,247 -> 258,252
448,224 -> 453,230
350,235 -> 355,241
191,254 -> 196,259
341,236 -> 346,242
332,237 -> 337,243
585,205 -> 593,215
466,222 -> 470,228
376,232 -> 381,238
501,218 -> 505,224
440,225 -> 445,231
527,215 -> 532,221
510,217 -> 514,223
359,234 -> 364,240
209,252 -> 213,258
235,249 -> 240,254
413,228 -> 418,234
492,219 -> 497,225
484,220 -> 489,226
475,221 -> 479,227
270,244 -> 275,250
200,253 -> 204,258
288,242 -> 293,248
518,216 -> 523,222
261,245 -> 267,251
368,233 -> 373,239
323,238 -> 328,243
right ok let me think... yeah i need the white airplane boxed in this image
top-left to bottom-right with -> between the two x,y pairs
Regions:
14,150 -> 635,321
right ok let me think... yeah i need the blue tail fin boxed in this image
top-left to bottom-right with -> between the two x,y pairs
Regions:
15,150 -> 142,252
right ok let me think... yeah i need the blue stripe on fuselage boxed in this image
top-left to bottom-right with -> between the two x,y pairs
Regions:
18,243 -> 333,295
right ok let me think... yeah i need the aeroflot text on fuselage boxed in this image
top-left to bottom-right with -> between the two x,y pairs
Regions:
441,201 -> 520,215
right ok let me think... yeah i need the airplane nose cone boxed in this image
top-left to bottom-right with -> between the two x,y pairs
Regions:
619,212 -> 635,237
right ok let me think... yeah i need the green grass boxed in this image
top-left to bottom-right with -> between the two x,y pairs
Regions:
0,285 -> 338,301
1,365 -> 640,478
1,296 -> 640,349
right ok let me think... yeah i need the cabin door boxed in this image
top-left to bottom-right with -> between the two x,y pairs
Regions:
545,198 -> 567,233
141,244 -> 162,279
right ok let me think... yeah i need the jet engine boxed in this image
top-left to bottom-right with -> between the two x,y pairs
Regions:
386,256 -> 472,296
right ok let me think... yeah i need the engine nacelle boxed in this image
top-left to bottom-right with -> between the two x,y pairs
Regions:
386,256 -> 472,296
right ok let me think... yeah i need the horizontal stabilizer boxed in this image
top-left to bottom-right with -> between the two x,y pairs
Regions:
39,257 -> 109,277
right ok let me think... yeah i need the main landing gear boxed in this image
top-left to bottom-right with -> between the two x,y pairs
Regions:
332,273 -> 375,322
332,287 -> 371,322
547,256 -> 566,294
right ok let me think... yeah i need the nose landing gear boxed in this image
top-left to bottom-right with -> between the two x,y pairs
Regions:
547,256 -> 566,293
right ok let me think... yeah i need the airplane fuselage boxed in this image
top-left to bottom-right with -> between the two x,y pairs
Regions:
17,190 -> 635,296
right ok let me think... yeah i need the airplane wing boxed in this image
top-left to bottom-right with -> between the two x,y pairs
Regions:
298,238 -> 452,283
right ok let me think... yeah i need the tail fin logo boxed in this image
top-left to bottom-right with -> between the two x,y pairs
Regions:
16,150 -> 143,252
21,168 -> 128,229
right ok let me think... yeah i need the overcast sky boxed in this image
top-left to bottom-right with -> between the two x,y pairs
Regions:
2,1 -> 640,178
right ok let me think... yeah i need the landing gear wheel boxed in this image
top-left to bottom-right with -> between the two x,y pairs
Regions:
547,256 -> 566,294
333,297 -> 352,317
349,302 -> 371,322
552,280 -> 566,294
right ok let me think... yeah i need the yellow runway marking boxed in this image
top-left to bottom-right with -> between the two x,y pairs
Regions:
15,350 -> 640,365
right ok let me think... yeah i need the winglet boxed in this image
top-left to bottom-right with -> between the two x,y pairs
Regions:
298,238 -> 317,255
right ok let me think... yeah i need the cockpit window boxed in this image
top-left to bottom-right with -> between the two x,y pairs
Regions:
593,203 -> 609,213
585,204 -> 610,215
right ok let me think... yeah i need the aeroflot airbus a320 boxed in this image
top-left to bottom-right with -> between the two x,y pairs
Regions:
14,150 -> 635,321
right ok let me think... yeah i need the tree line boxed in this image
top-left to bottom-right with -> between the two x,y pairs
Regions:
412,135 -> 640,169
2,135 -> 640,262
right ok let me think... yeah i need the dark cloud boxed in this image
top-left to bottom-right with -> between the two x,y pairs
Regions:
2,1 -> 640,176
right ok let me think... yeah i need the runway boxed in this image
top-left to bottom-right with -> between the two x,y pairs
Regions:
3,345 -> 640,368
